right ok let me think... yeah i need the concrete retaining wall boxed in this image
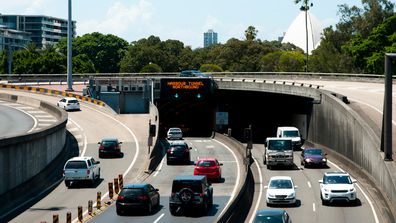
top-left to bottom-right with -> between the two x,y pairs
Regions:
0,93 -> 67,196
309,90 -> 396,216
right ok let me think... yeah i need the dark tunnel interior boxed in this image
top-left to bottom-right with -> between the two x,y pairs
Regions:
156,88 -> 314,143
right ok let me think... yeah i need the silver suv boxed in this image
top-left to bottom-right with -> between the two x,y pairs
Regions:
318,171 -> 357,205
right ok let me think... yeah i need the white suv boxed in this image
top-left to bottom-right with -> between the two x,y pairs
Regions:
319,171 -> 357,205
63,156 -> 101,187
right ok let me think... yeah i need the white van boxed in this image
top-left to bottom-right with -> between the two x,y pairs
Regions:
276,126 -> 303,149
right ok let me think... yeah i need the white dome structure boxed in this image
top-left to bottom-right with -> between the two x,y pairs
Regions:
282,11 -> 323,54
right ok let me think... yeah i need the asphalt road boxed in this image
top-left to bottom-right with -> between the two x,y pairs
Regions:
88,138 -> 240,223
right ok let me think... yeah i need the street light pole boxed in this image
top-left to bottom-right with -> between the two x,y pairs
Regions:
66,0 -> 73,91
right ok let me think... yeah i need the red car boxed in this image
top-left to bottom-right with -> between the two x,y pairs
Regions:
193,158 -> 223,182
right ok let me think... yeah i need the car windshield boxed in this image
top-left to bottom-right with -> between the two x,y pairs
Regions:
254,215 -> 284,223
283,130 -> 299,137
119,188 -> 144,196
68,100 -> 78,104
198,160 -> 216,167
269,179 -> 293,189
172,180 -> 202,193
65,161 -> 87,169
305,149 -> 323,155
102,141 -> 117,146
268,140 -> 291,151
324,175 -> 352,184
170,145 -> 187,151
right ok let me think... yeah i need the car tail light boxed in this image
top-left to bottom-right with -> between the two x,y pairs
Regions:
199,193 -> 204,197
184,150 -> 189,153
99,146 -> 104,150
86,170 -> 90,175
167,149 -> 172,153
138,195 -> 149,201
117,195 -> 125,201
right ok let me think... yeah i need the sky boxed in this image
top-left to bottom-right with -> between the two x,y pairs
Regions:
1,0 -> 366,49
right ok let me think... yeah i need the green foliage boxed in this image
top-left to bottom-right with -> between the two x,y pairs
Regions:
140,63 -> 163,73
245,26 -> 258,41
0,50 -> 6,74
199,64 -> 223,72
72,54 -> 96,73
261,51 -> 305,72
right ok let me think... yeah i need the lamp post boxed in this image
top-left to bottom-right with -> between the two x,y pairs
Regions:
295,0 -> 313,72
66,0 -> 73,91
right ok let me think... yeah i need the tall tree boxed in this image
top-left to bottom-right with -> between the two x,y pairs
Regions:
244,26 -> 258,41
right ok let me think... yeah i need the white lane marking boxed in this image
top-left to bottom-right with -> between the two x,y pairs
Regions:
72,104 -> 140,223
153,156 -> 165,177
248,156 -> 263,223
307,181 -> 312,188
153,213 -> 165,223
67,118 -> 87,157
327,160 -> 379,223
6,105 -> 38,133
27,110 -> 45,114
349,97 -> 396,126
37,123 -> 51,127
214,139 -> 241,220
206,145 -> 215,149
37,119 -> 56,122
313,203 -> 316,212
12,106 -> 34,110
34,115 -> 53,118
219,160 -> 237,163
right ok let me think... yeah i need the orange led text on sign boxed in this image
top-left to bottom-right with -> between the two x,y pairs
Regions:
167,81 -> 204,90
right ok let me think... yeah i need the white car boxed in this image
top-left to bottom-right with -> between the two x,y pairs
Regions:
265,176 -> 297,206
167,127 -> 183,140
319,171 -> 357,205
57,97 -> 80,111
63,156 -> 100,187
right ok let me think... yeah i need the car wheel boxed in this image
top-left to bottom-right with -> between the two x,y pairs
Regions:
147,202 -> 152,214
263,157 -> 266,165
156,196 -> 160,208
201,201 -> 208,215
166,159 -> 171,165
321,194 -> 327,205
65,180 -> 71,188
267,165 -> 271,170
116,208 -> 123,216
178,188 -> 194,204
169,206 -> 178,216
97,170 -> 101,180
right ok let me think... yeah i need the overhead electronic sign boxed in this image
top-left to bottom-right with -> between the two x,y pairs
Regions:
160,78 -> 215,100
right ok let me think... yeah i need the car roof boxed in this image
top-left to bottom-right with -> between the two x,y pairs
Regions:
169,140 -> 187,145
266,137 -> 292,141
197,157 -> 218,162
256,209 -> 287,216
174,175 -> 206,181
304,148 -> 323,151
324,171 -> 348,176
168,127 -> 181,131
123,183 -> 149,189
68,156 -> 92,161
63,97 -> 78,100
269,176 -> 293,181
101,137 -> 119,142
278,126 -> 298,131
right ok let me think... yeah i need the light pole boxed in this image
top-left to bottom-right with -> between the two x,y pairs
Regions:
295,0 -> 313,72
66,0 -> 73,91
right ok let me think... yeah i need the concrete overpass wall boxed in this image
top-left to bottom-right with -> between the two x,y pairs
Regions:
0,93 -> 67,196
216,79 -> 396,216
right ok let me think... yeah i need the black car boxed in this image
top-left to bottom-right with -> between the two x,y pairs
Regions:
98,137 -> 122,158
253,209 -> 292,223
166,140 -> 191,165
116,183 -> 160,215
169,175 -> 213,215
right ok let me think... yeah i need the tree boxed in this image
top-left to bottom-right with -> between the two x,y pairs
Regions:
294,0 -> 313,71
199,64 -> 223,72
244,26 -> 258,41
277,51 -> 305,72
140,63 -> 163,73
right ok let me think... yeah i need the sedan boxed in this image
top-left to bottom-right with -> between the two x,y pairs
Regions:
167,127 -> 183,140
265,176 -> 297,206
166,140 -> 191,164
193,157 -> 223,182
116,183 -> 160,215
98,137 -> 122,158
300,148 -> 327,167
253,209 -> 292,223
57,97 -> 80,111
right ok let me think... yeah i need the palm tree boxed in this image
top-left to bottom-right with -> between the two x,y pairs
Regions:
294,0 -> 313,72
245,26 -> 258,41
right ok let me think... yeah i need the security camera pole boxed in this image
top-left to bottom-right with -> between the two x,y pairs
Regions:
66,0 -> 73,91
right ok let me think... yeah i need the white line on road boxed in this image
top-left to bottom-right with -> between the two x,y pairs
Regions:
67,118 -> 87,156
153,213 -> 165,223
349,97 -> 396,126
328,160 -> 379,223
248,156 -> 263,223
307,181 -> 311,188
9,105 -> 38,133
153,156 -> 165,177
313,203 -> 316,212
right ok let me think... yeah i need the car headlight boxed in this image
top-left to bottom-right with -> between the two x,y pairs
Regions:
305,158 -> 311,162
349,188 -> 355,192
267,193 -> 275,198
287,193 -> 295,198
323,188 -> 329,192
322,158 -> 327,162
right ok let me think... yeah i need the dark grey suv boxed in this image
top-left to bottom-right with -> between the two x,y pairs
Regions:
169,175 -> 213,215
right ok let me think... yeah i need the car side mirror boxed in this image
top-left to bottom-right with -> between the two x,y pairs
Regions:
189,147 -> 192,150
352,179 -> 357,183
119,142 -> 123,144
318,180 -> 323,183
325,153 -> 328,156
264,142 -> 267,147
264,185 -> 268,189
155,188 -> 159,192
220,163 -> 223,166
96,161 -> 100,164
294,185 -> 298,189
97,142 -> 101,144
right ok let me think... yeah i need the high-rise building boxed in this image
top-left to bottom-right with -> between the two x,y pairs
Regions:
0,14 -> 76,49
203,29 -> 218,48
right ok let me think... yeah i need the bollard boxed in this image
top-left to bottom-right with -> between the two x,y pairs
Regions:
114,178 -> 119,194
78,206 -> 83,222
66,212 -> 71,223
97,191 -> 102,210
109,182 -> 114,200
53,214 -> 59,223
118,174 -> 123,189
88,200 -> 93,215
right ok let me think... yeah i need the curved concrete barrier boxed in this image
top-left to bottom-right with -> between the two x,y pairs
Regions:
0,93 -> 67,220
